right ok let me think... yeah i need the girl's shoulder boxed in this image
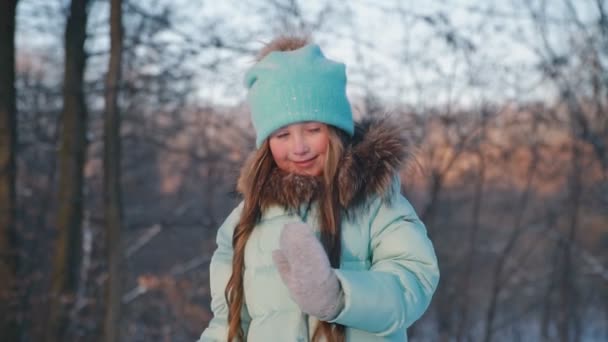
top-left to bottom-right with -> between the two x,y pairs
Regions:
344,173 -> 403,220
215,201 -> 244,238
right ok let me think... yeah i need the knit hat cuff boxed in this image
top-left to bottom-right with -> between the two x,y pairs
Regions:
250,83 -> 354,146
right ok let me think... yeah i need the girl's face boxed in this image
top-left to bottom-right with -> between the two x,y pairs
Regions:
268,121 -> 329,176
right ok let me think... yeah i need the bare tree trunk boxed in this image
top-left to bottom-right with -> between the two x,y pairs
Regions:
557,138 -> 583,342
482,143 -> 538,342
540,245 -> 558,342
102,0 -> 124,340
0,1 -> 20,341
455,150 -> 485,342
46,0 -> 90,341
413,170 -> 446,341
420,172 -> 443,225
417,122 -> 471,341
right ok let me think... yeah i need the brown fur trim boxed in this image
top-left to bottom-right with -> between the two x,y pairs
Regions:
337,116 -> 411,207
237,116 -> 411,210
256,35 -> 311,61
260,170 -> 322,211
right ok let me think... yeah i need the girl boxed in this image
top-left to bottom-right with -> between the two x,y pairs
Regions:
199,36 -> 440,342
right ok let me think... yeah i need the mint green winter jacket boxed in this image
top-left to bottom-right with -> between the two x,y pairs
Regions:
198,118 -> 440,341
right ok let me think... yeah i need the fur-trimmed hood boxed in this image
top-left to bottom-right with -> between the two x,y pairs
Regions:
236,117 -> 412,211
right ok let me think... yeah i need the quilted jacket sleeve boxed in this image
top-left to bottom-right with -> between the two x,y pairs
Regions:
198,202 -> 251,341
328,176 -> 440,337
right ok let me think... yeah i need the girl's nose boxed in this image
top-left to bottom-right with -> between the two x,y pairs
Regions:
292,135 -> 309,155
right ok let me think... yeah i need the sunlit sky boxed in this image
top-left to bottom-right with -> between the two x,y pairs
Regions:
15,0 -> 596,111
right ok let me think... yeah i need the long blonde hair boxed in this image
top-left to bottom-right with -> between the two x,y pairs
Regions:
226,126 -> 348,342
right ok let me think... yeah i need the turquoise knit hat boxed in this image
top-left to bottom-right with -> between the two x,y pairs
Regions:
244,44 -> 354,147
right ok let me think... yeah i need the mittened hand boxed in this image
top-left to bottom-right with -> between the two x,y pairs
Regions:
272,222 -> 344,321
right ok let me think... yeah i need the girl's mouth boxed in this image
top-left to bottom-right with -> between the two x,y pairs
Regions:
292,156 -> 317,168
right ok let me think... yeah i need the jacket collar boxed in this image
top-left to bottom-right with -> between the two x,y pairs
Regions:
237,116 -> 412,212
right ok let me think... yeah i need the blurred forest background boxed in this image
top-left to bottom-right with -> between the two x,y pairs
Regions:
0,0 -> 607,341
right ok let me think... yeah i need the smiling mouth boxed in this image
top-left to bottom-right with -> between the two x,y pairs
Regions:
292,156 -> 318,166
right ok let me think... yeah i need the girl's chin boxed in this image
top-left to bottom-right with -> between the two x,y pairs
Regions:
289,167 -> 322,177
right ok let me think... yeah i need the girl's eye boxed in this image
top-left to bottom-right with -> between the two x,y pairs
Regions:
308,127 -> 321,133
275,132 -> 289,139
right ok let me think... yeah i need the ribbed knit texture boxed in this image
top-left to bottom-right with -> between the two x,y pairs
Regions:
244,44 -> 354,146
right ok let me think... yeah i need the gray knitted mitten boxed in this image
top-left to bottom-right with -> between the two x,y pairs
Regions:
272,222 -> 344,321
